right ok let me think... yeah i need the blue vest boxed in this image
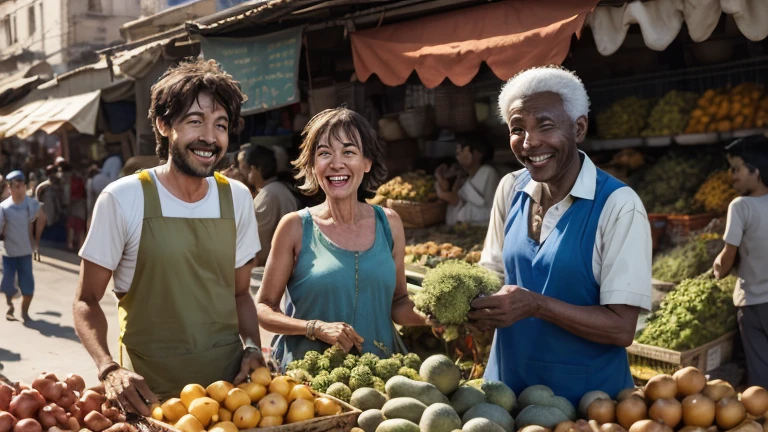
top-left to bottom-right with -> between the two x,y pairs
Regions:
484,169 -> 634,406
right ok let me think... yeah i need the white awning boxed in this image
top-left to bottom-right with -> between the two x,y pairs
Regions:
1,90 -> 101,139
587,0 -> 768,56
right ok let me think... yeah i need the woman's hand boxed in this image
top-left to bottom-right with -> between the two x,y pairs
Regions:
315,321 -> 364,353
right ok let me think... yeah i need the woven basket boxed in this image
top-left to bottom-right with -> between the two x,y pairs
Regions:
387,199 -> 446,228
667,213 -> 714,244
247,394 -> 360,432
647,214 -> 669,251
148,395 -> 360,432
378,116 -> 407,142
398,106 -> 435,138
434,84 -> 477,132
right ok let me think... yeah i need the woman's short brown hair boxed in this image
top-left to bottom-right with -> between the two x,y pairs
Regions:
148,59 -> 247,162
293,107 -> 387,201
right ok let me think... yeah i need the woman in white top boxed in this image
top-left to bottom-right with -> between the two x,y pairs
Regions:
435,132 -> 500,226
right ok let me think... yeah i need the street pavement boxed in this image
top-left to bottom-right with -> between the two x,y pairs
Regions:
0,247 -> 274,387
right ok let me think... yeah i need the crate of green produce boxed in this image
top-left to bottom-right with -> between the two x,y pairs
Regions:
630,274 -> 738,378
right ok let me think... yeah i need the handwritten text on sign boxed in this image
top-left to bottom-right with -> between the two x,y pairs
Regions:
201,27 -> 303,115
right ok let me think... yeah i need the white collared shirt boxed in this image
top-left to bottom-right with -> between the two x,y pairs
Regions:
479,153 -> 653,310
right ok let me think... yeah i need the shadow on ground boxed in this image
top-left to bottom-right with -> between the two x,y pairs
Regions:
0,346 -> 21,362
23,318 -> 80,342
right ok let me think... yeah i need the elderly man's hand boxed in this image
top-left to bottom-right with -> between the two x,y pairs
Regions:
467,285 -> 540,330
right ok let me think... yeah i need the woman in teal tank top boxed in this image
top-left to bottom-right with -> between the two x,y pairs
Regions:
256,108 -> 428,365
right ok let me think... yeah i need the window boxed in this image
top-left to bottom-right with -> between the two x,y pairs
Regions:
2,16 -> 10,47
88,0 -> 103,13
28,6 -> 35,37
11,14 -> 17,43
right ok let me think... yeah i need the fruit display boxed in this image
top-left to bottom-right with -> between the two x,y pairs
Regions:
610,149 -> 645,171
641,90 -> 699,137
0,372 -> 139,432
694,170 -> 738,215
652,234 -> 722,283
150,367 -> 344,430
571,367 -> 768,432
636,152 -> 716,214
596,97 -> 652,139
755,95 -> 768,127
350,353 -> 525,432
636,273 -> 737,351
404,223 -> 487,268
376,171 -> 437,202
685,84 -> 764,134
284,348 -> 424,397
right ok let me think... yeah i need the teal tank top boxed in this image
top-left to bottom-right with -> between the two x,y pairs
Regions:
281,205 -> 397,363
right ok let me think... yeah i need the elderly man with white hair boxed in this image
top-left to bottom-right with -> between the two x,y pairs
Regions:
468,66 -> 652,404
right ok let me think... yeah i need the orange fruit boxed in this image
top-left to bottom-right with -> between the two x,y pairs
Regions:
224,388 -> 251,412
286,398 -> 315,423
180,384 -> 206,408
250,367 -> 272,387
268,376 -> 296,398
237,382 -> 267,403
258,416 -> 283,427
232,405 -> 260,429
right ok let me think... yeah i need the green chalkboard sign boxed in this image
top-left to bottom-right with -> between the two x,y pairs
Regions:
200,27 -> 303,115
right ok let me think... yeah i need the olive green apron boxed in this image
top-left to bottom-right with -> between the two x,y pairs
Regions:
117,171 -> 243,401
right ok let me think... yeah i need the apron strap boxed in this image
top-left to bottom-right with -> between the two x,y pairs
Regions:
137,171 -> 163,219
213,173 -> 234,220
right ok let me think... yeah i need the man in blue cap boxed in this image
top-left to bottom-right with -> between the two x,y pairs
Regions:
1,170 -> 46,321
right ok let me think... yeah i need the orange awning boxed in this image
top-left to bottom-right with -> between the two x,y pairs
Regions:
351,0 -> 599,89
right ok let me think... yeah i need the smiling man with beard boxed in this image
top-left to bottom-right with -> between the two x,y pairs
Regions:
470,66 -> 652,404
73,60 -> 263,411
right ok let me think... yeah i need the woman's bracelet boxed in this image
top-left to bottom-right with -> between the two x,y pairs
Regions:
306,320 -> 317,341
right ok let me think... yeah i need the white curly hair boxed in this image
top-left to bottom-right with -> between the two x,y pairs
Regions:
498,65 -> 590,125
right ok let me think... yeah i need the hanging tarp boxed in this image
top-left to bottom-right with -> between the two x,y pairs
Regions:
587,0 -> 768,56
1,90 -> 102,139
350,0 -> 599,89
200,27 -> 302,115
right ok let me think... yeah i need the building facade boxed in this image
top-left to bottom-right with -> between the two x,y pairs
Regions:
0,0 -> 141,78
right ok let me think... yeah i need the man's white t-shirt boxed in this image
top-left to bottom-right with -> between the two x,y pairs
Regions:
79,169 -> 260,293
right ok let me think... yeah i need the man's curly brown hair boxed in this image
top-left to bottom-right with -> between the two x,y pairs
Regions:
293,107 -> 387,202
148,59 -> 247,162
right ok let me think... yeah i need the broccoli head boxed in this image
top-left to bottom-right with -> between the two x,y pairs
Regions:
374,359 -> 401,381
358,353 -> 380,370
342,354 -> 358,369
402,353 -> 421,370
349,365 -> 374,390
326,382 -> 352,402
286,368 -> 313,383
311,373 -> 333,393
329,367 -> 351,386
323,346 -> 346,369
414,260 -> 501,324
397,367 -> 422,381
372,377 -> 386,393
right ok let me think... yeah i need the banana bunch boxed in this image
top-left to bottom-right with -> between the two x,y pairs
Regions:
596,97 -> 652,139
377,171 -> 437,202
693,171 -> 738,215
641,90 -> 699,137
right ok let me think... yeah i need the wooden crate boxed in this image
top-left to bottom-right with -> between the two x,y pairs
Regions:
628,331 -> 737,378
666,213 -> 714,244
387,199 -> 446,228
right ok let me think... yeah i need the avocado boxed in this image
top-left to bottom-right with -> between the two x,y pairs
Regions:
351,388 -> 388,411
375,418 -> 420,432
518,385 -> 556,409
462,403 -> 515,432
419,403 -> 461,432
381,397 -> 427,424
481,381 -> 517,412
515,405 -> 570,429
451,386 -> 487,415
419,354 -> 462,395
386,375 -> 449,406
359,409 -> 386,432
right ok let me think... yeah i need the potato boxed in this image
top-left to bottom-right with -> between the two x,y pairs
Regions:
84,411 -> 113,432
